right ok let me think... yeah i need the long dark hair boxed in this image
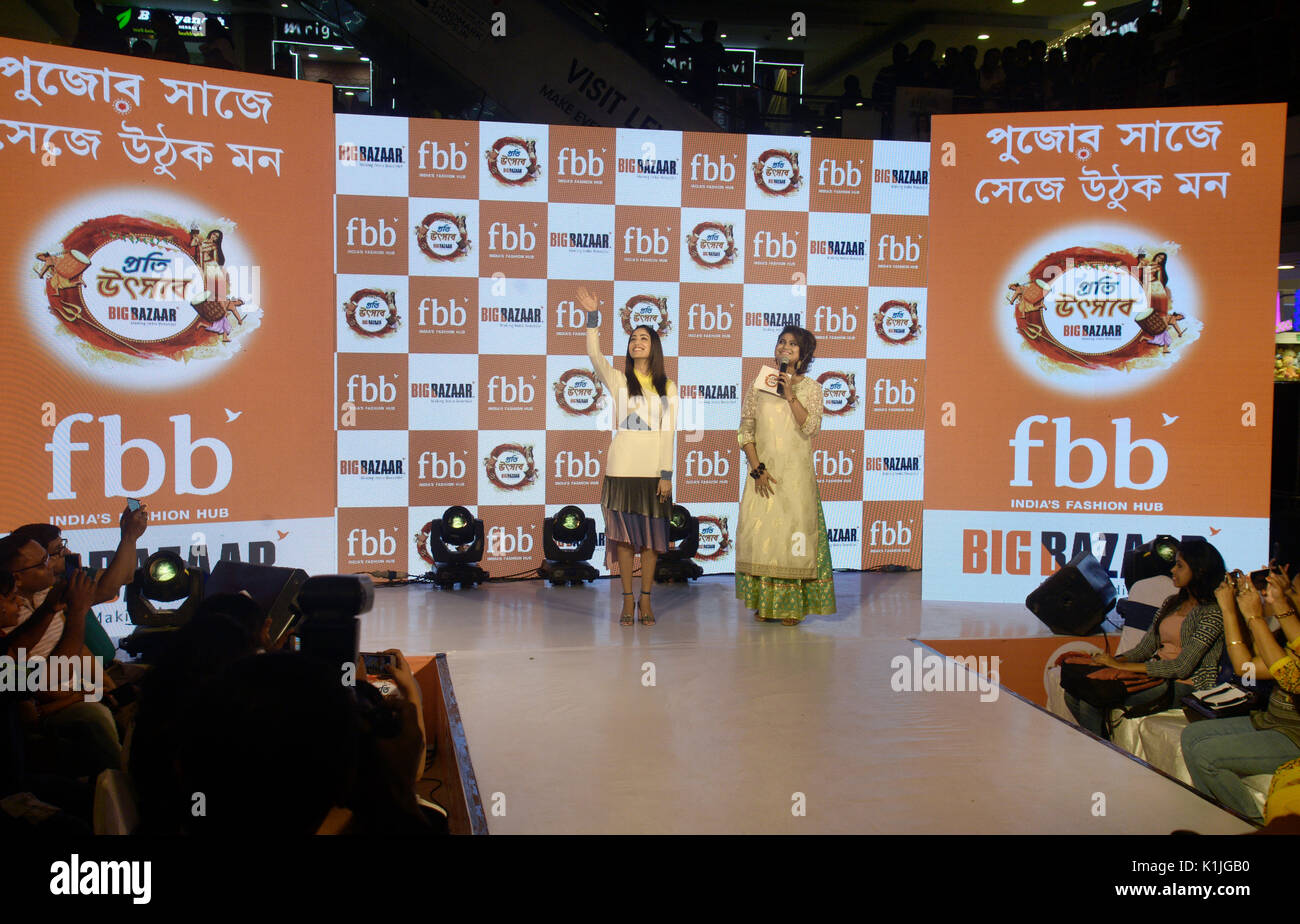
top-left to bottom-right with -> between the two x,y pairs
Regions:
624,325 -> 668,398
778,324 -> 817,375
1173,538 -> 1226,606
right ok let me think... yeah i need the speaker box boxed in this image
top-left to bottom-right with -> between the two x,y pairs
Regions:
205,561 -> 308,643
1025,551 -> 1118,636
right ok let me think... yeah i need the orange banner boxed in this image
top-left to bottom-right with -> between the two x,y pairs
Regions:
923,105 -> 1284,602
0,39 -> 334,532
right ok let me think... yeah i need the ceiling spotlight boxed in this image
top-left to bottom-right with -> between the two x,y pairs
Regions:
1083,1 -> 1097,6
978,34 -> 991,40
1280,264 -> 1296,270
308,52 -> 318,58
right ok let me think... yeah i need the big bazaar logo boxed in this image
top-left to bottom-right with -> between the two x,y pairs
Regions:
962,529 -> 1193,577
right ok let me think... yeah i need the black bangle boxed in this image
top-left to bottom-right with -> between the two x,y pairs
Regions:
749,462 -> 765,480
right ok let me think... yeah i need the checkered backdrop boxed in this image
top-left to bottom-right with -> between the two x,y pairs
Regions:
333,115 -> 930,578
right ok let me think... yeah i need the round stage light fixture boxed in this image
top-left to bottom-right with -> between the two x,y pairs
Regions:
541,506 -> 599,585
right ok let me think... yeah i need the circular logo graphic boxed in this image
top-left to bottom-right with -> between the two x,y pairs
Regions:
1007,243 -> 1191,372
621,294 -> 672,336
685,221 -> 737,268
751,149 -> 802,196
695,515 -> 731,561
485,136 -> 540,185
553,369 -> 606,416
33,215 -> 260,362
26,189 -> 264,390
343,288 -> 399,337
416,212 -> 470,261
483,444 -> 537,491
817,371 -> 859,415
874,300 -> 921,344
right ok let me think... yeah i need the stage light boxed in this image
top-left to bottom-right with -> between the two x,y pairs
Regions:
1025,551 -> 1117,635
655,505 -> 703,583
540,505 -> 599,585
121,551 -> 206,660
428,506 -> 489,589
1121,534 -> 1179,590
978,34 -> 990,40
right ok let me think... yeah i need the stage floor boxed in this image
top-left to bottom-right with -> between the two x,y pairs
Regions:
360,571 -> 1253,834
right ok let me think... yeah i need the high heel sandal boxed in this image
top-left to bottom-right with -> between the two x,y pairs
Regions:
638,590 -> 655,626
619,592 -> 635,627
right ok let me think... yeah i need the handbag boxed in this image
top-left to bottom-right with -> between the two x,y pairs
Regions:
1180,682 -> 1261,723
1057,653 -> 1170,716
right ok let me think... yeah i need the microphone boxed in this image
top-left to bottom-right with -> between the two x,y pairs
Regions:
777,359 -> 788,397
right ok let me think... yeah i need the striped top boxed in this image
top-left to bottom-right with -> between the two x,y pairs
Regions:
1119,595 -> 1224,690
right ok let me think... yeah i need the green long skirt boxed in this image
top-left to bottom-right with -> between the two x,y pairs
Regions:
735,501 -> 837,623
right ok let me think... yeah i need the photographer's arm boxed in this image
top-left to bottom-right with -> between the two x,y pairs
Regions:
92,504 -> 149,605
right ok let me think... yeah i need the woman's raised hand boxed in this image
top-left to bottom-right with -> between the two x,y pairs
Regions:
576,286 -> 599,313
1214,574 -> 1237,612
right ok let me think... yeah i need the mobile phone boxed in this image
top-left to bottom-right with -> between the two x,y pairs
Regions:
64,552 -> 82,579
126,498 -> 141,512
1250,568 -> 1270,591
362,652 -> 395,676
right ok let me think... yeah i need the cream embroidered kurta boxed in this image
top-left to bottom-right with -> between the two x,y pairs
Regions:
736,375 -> 824,580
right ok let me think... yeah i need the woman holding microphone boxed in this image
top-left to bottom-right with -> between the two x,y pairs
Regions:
735,326 -> 836,625
576,287 -> 678,627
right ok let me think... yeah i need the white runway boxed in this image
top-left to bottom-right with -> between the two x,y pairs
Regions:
359,571 -> 1253,834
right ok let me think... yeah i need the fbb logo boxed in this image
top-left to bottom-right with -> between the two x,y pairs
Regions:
817,159 -> 862,187
554,298 -> 586,330
488,222 -> 536,252
690,153 -> 735,183
487,375 -> 535,405
346,216 -> 397,247
813,304 -> 858,334
623,226 -> 669,255
1009,416 -> 1168,490
557,148 -> 605,177
45,412 -> 232,500
418,140 -> 467,171
813,448 -> 855,477
417,451 -> 467,480
687,302 -> 734,332
873,378 -> 916,405
752,230 -> 798,259
487,525 -> 534,555
554,450 -> 601,478
346,374 -> 397,404
877,234 -> 920,263
868,519 -> 912,547
417,297 -> 467,327
347,527 -> 397,558
684,450 -> 730,478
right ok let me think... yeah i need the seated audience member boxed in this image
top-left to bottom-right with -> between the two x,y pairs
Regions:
1064,538 -> 1226,738
10,515 -> 146,683
1181,566 -> 1300,822
175,650 -> 440,835
0,535 -> 117,778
